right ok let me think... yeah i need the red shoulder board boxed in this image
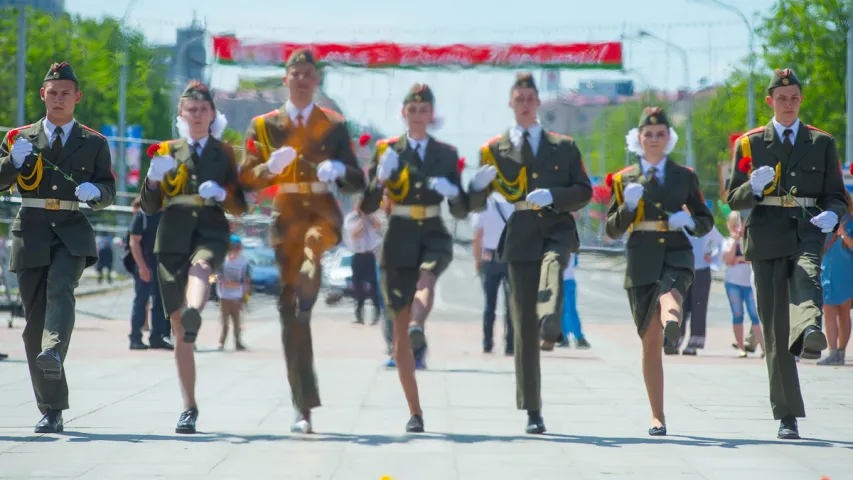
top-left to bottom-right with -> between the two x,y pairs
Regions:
437,141 -> 457,151
6,124 -> 34,139
807,125 -> 832,136
615,166 -> 633,175
686,166 -> 694,171
738,126 -> 765,141
550,132 -> 574,141
481,134 -> 502,149
319,107 -> 344,122
261,109 -> 279,118
377,136 -> 400,146
81,125 -> 106,139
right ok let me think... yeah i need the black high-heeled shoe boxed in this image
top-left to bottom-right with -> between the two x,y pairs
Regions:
648,425 -> 667,436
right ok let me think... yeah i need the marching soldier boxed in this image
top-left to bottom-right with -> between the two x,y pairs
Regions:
727,68 -> 848,439
0,62 -> 116,433
468,73 -> 592,434
605,107 -> 714,436
359,83 -> 469,432
141,80 -> 247,434
240,49 -> 366,434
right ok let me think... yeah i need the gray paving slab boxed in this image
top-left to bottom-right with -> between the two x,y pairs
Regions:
0,252 -> 850,479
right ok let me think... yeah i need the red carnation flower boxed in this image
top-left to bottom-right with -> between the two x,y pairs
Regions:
358,133 -> 371,147
246,139 -> 259,155
604,173 -> 614,189
738,156 -> 753,174
146,144 -> 160,158
849,163 -> 853,176
457,157 -> 466,172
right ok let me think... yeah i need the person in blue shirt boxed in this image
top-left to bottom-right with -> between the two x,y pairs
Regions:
559,253 -> 589,348
818,193 -> 853,365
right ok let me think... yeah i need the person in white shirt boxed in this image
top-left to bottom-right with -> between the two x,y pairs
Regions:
722,212 -> 765,357
472,192 -> 515,355
559,253 -> 589,348
216,235 -> 250,351
343,196 -> 387,325
669,225 -> 724,355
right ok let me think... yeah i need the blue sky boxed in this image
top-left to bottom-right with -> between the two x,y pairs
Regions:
67,0 -> 779,162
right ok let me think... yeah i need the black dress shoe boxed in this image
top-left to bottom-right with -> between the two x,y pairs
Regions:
36,348 -> 62,381
663,321 -> 680,346
0,352 -> 8,361
800,326 -> 827,360
777,416 -> 800,439
129,340 -> 149,350
35,410 -> 63,433
406,414 -> 424,433
180,307 -> 202,343
176,407 -> 198,434
526,410 -> 546,434
149,336 -> 174,350
648,425 -> 667,436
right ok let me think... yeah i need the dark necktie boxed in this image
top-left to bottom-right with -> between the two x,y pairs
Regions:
647,166 -> 659,187
51,126 -> 64,161
192,141 -> 202,162
783,128 -> 794,153
296,113 -> 305,130
412,143 -> 423,163
521,130 -> 535,165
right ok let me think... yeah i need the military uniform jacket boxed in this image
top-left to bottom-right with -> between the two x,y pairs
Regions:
605,159 -> 714,288
468,129 -> 592,263
360,135 -> 468,268
140,137 -> 247,255
239,105 -> 365,242
0,120 -> 116,271
727,121 -> 849,261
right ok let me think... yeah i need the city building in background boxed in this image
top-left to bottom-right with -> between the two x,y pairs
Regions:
0,0 -> 63,14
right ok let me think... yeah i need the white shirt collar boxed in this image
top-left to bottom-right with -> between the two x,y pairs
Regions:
509,123 -> 542,147
771,117 -> 800,143
285,100 -> 314,124
406,134 -> 429,153
640,156 -> 667,182
188,136 -> 209,149
43,118 -> 75,139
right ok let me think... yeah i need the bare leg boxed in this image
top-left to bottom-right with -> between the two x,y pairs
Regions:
733,324 -> 745,350
186,261 -> 211,311
641,310 -> 665,429
410,271 -> 437,328
219,301 -> 229,347
659,289 -> 684,327
824,305 -> 839,350
393,306 -> 422,416
171,312 -> 196,409
838,299 -> 852,351
752,324 -> 766,354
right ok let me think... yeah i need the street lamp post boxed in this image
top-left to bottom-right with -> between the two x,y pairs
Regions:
693,0 -> 755,130
117,0 -> 138,205
171,34 -> 207,138
637,30 -> 695,169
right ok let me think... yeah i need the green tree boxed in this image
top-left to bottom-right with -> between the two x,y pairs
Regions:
0,7 -> 172,141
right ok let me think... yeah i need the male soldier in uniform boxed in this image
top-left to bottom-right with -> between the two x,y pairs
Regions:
0,62 -> 115,433
240,49 -> 366,434
468,73 -> 592,433
360,83 -> 469,432
727,68 -> 848,439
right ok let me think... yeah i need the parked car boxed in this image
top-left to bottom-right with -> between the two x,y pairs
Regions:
322,247 -> 355,305
244,246 -> 279,294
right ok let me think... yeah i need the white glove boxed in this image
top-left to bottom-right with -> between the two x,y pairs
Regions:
377,149 -> 399,182
147,155 -> 176,182
668,211 -> 696,230
75,182 -> 101,202
749,165 -> 775,196
316,160 -> 346,183
623,183 -> 644,211
526,189 -> 553,208
11,138 -> 33,169
469,165 -> 497,191
199,180 -> 227,202
267,146 -> 297,175
810,210 -> 839,233
428,177 -> 460,198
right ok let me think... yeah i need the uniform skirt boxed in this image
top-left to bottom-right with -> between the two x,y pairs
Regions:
627,265 -> 694,338
158,235 -> 229,317
379,235 -> 453,316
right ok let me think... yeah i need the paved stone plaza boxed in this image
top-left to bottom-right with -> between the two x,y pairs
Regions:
0,252 -> 850,479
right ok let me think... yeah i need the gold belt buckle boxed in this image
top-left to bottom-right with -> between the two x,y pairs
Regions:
45,198 -> 61,211
297,182 -> 312,194
409,205 -> 426,220
781,196 -> 796,208
656,221 -> 669,232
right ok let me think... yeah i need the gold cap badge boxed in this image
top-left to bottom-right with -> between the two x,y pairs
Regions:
782,78 -> 789,85
649,116 -> 658,124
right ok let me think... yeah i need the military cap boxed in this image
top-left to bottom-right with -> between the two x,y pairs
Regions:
181,80 -> 216,108
512,72 -> 537,91
767,68 -> 801,92
44,62 -> 78,84
638,106 -> 670,128
404,83 -> 435,105
286,48 -> 316,68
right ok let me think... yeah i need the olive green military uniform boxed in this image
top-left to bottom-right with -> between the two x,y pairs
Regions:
604,110 -> 713,337
360,86 -> 469,318
727,69 -> 848,421
468,78 -> 592,412
239,50 -> 365,414
140,136 -> 247,323
0,63 -> 116,413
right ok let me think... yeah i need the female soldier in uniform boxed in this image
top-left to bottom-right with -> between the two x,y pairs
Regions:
605,107 -> 713,435
141,81 -> 247,434
360,84 -> 469,433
